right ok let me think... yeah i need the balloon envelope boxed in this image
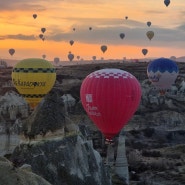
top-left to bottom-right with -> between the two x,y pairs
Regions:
92,56 -> 96,60
147,58 -> 179,93
164,0 -> 170,7
100,45 -> 107,53
33,14 -> 37,19
146,31 -> 154,40
147,21 -> 151,27
41,28 -> 46,33
80,68 -> 141,140
39,34 -> 44,39
120,33 -> 125,39
142,49 -> 148,56
11,58 -> 56,109
9,48 -> 15,56
69,40 -> 74,46
68,53 -> 74,61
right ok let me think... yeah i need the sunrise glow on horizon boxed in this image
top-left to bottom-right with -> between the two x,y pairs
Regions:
1,0 -> 185,62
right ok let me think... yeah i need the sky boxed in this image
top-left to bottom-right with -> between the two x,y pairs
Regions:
1,0 -> 185,62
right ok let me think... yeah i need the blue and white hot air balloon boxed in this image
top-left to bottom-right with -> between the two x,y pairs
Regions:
147,58 -> 179,94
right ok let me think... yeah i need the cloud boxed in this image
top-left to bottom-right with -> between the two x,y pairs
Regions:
0,0 -> 98,11
1,0 -> 185,50
0,1 -> 46,11
176,24 -> 185,31
0,34 -> 36,40
46,23 -> 185,48
1,16 -> 185,49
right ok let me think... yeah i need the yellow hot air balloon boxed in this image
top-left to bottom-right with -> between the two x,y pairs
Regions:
11,58 -> 56,109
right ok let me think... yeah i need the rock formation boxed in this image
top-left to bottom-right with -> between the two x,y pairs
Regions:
11,135 -> 111,185
0,156 -> 52,185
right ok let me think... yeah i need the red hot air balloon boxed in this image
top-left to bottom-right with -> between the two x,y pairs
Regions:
80,68 -> 141,141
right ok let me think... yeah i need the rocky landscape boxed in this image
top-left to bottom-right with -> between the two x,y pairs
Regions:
0,60 -> 185,184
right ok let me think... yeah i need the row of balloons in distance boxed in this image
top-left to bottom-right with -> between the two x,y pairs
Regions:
11,57 -> 178,141
7,45 -> 106,59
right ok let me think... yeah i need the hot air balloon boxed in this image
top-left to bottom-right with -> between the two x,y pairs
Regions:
147,21 -> 151,27
68,53 -> 74,61
33,14 -> 37,19
92,56 -> 96,61
125,16 -> 128,20
146,31 -> 154,40
54,57 -> 60,66
9,48 -> 15,56
120,33 -> 125,39
89,27 -> 92,30
164,0 -> 170,7
147,58 -> 179,95
77,56 -> 80,60
80,68 -> 141,141
69,40 -> 74,46
142,49 -> 148,56
41,28 -> 46,33
11,58 -> 56,109
100,45 -> 107,53
39,34 -> 44,39
42,54 -> 46,59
